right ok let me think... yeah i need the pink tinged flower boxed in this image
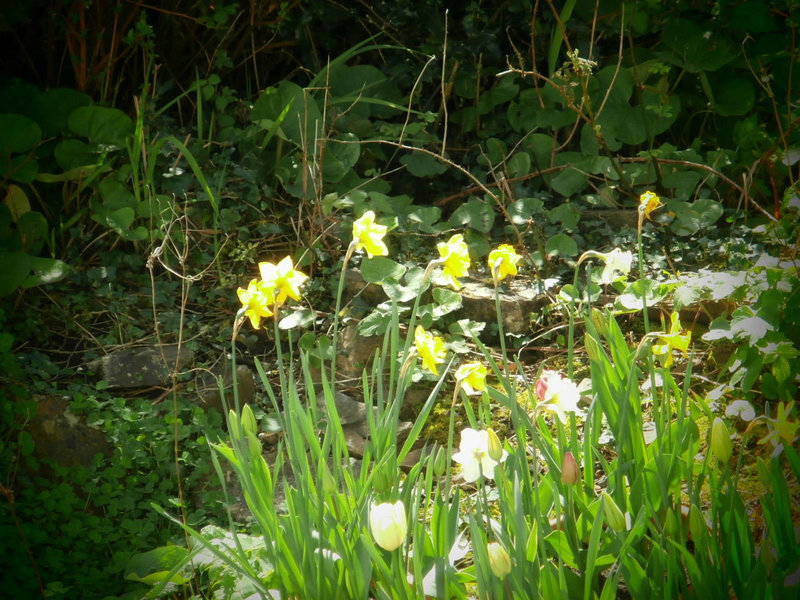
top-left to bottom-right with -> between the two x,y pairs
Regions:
535,370 -> 584,424
454,362 -> 488,395
488,244 -> 521,283
352,210 -> 389,258
436,233 -> 471,290
236,279 -> 274,329
369,500 -> 407,551
258,255 -> 308,306
561,451 -> 580,485
451,427 -> 507,483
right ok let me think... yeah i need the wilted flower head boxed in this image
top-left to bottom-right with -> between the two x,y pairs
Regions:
436,233 -> 471,290
369,500 -> 407,551
486,542 -> 512,578
652,312 -> 691,367
534,370 -> 584,424
259,256 -> 307,306
352,210 -> 389,258
414,325 -> 447,375
488,244 -> 521,283
598,248 -> 633,284
638,191 -> 662,221
455,362 -> 488,395
237,279 -> 273,329
451,427 -> 507,483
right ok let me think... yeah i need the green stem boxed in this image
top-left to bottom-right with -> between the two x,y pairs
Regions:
492,283 -> 511,386
637,228 -> 650,335
329,244 -> 355,385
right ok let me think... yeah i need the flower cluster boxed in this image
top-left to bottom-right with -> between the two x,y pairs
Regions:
237,256 -> 307,329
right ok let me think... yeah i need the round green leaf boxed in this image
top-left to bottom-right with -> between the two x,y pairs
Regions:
400,151 -> 447,177
323,133 -> 360,183
361,256 -> 405,283
545,233 -> 578,257
68,105 -> 134,146
0,251 -> 31,295
31,88 -> 92,136
0,113 -> 42,155
713,77 -> 755,116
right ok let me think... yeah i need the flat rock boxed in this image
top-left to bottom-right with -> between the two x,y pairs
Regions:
86,344 -> 194,388
26,395 -> 112,471
457,279 -> 550,335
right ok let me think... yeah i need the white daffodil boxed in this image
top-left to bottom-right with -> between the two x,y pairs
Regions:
452,427 -> 507,483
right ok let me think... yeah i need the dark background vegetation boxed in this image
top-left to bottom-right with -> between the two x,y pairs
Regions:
1,1 -> 798,598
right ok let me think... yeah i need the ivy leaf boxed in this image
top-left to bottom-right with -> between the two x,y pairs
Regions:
545,233 -> 578,258
361,256 -> 405,283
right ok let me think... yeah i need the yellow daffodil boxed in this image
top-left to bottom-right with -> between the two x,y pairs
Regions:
436,233 -> 471,290
652,312 -> 691,367
488,244 -> 521,283
352,210 -> 389,258
258,255 -> 308,306
486,542 -> 512,578
638,191 -> 662,221
369,500 -> 407,551
756,401 -> 799,447
451,427 -> 507,483
455,362 -> 488,395
414,325 -> 447,375
236,279 -> 274,329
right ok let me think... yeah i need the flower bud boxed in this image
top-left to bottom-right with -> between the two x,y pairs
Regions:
590,307 -> 607,336
431,445 -> 448,478
561,451 -> 580,486
487,428 -> 504,462
688,504 -> 708,544
710,417 -> 733,463
241,403 -> 258,437
487,542 -> 512,578
601,491 -> 626,532
369,500 -> 407,551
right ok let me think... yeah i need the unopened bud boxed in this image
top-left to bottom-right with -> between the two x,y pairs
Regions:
584,333 -> 603,362
487,428 -> 504,462
432,445 -> 448,478
487,542 -> 512,578
590,308 -> 607,336
688,504 -> 708,543
710,417 -> 733,464
561,451 -> 580,486
601,491 -> 626,532
241,403 -> 258,437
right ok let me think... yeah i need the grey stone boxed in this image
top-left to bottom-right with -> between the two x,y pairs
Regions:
86,344 -> 194,388
26,395 -> 112,471
195,361 -> 257,416
457,279 -> 549,336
